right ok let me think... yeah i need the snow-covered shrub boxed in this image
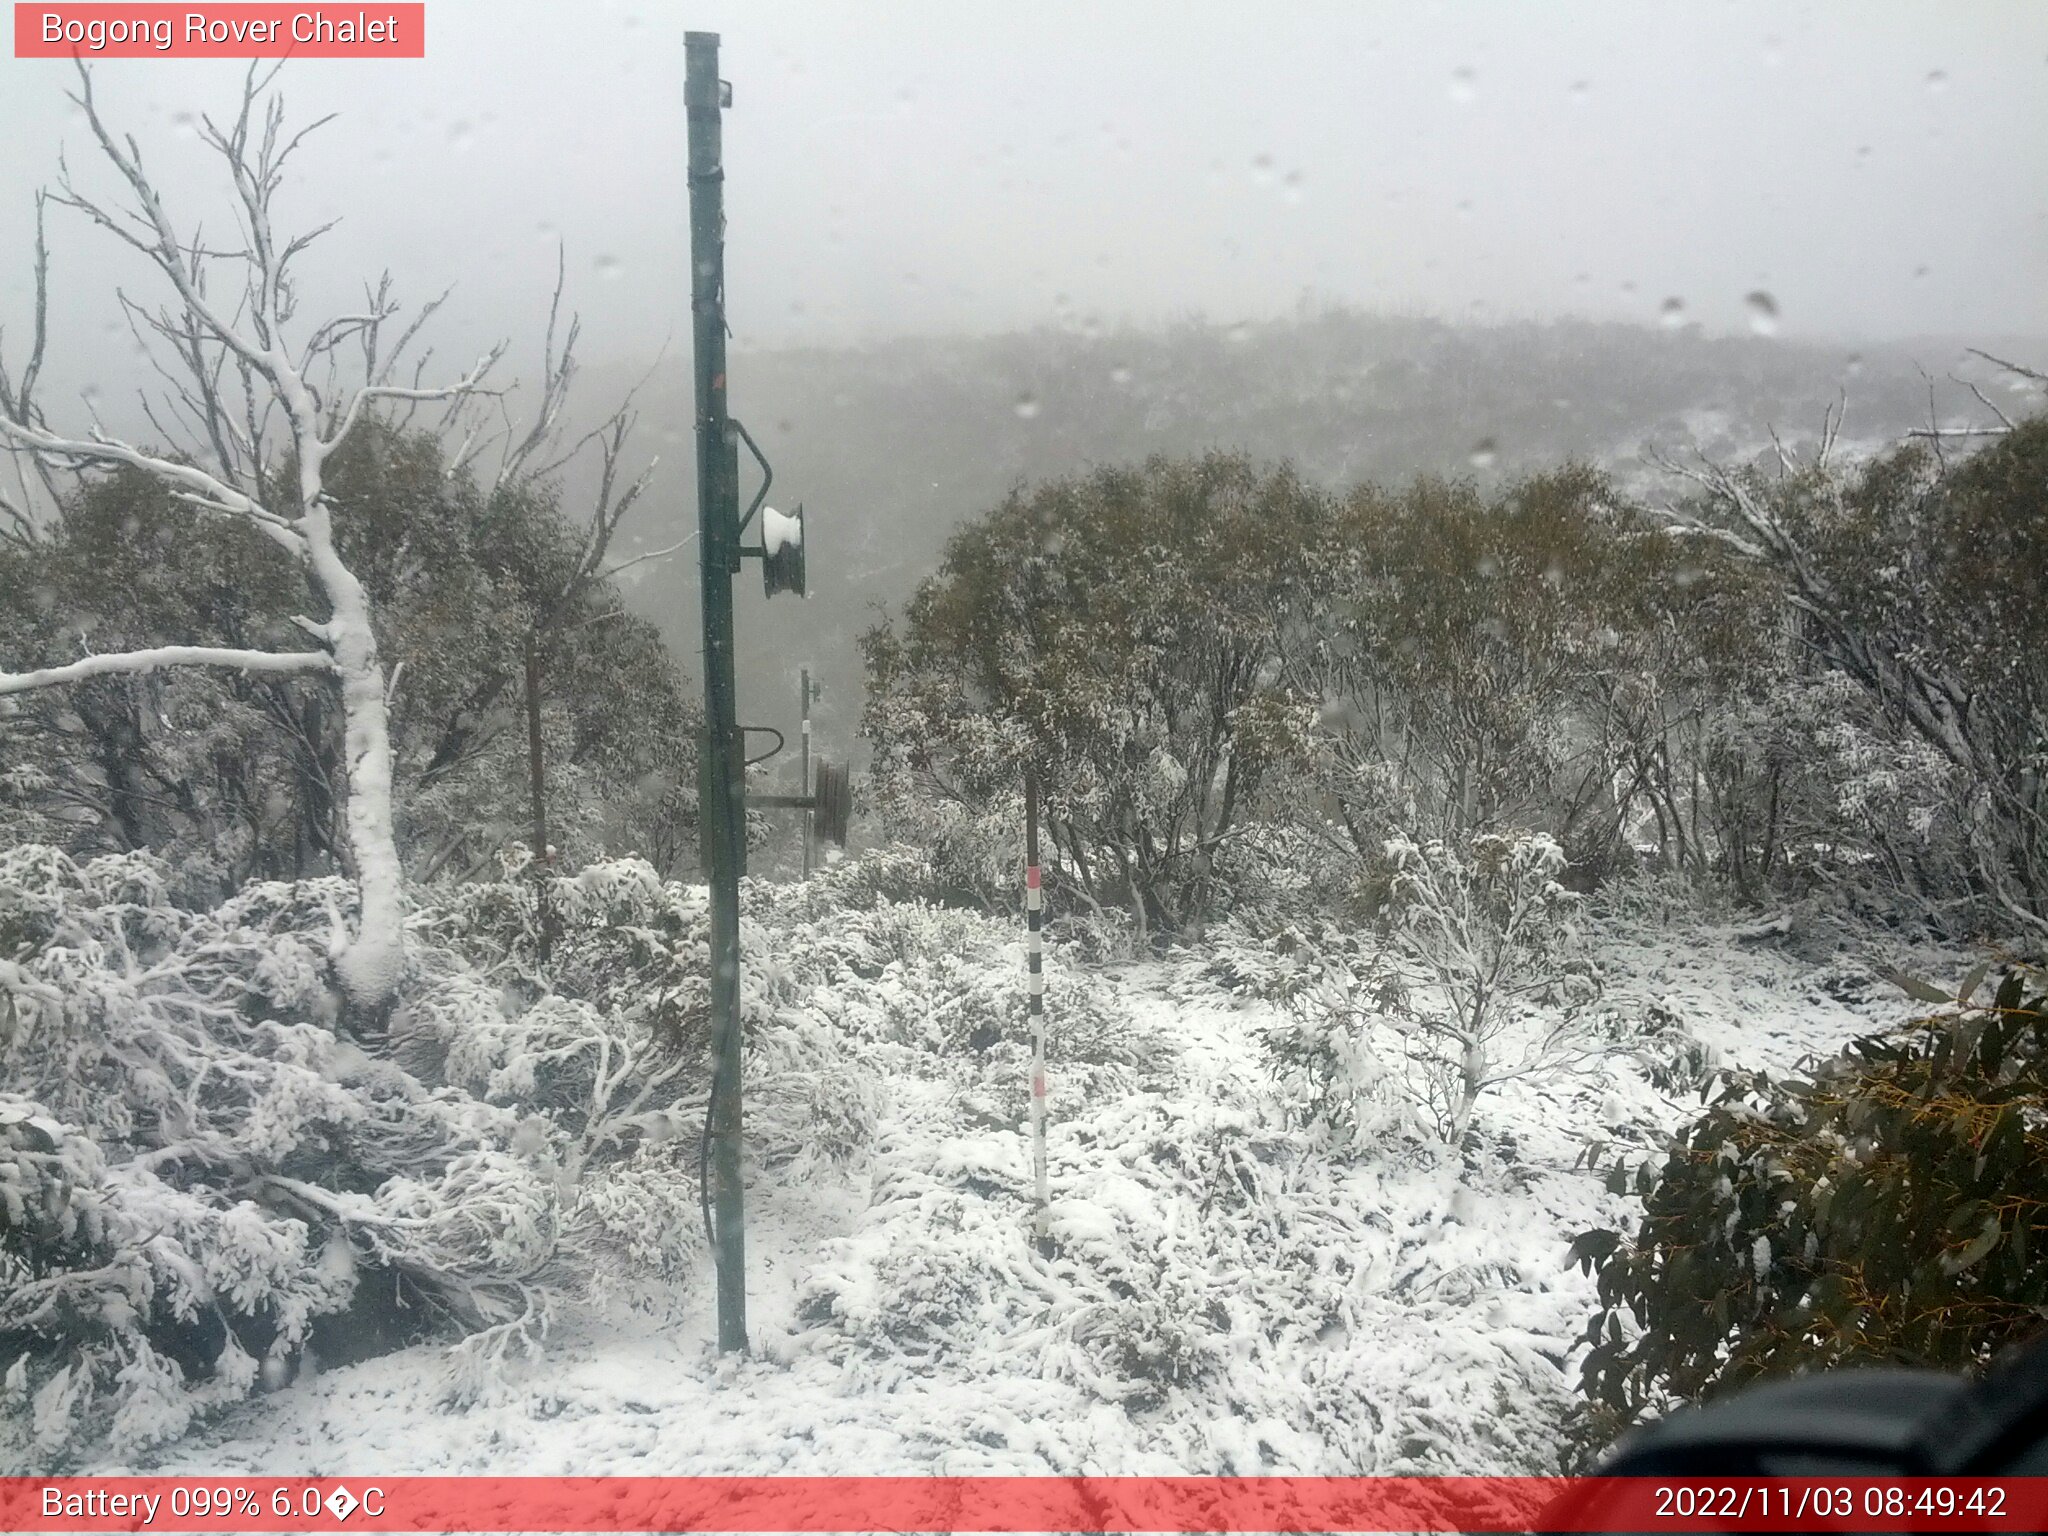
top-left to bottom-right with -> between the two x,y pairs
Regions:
1206,822 -> 1366,938
1376,832 -> 1603,1149
1258,963 -> 1415,1148
1590,867 -> 1731,932
0,849 -> 407,1463
0,846 -> 882,1462
1204,916 -> 1379,1005
1596,998 -> 1720,1096
861,456 -> 1323,944
1071,1284 -> 1226,1407
790,842 -> 970,914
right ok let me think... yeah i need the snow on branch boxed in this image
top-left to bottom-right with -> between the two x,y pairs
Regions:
323,349 -> 506,459
0,411 -> 305,554
0,644 -> 332,696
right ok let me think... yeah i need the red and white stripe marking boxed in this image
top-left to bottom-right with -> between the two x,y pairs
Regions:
1025,859 -> 1048,1240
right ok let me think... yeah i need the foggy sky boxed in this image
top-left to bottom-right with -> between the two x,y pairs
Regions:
1,0 -> 2045,413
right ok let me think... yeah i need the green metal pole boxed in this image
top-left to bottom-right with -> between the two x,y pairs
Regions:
686,29 -> 747,1356
800,667 -> 812,880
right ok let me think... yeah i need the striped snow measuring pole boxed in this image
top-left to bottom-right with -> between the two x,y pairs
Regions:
1025,769 -> 1050,1250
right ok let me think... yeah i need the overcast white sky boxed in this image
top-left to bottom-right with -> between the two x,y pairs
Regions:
1,0 -> 2044,409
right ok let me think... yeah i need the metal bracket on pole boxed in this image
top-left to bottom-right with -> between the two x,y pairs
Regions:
733,417 -> 773,539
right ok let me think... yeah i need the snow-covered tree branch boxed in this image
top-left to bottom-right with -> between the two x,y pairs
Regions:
0,644 -> 331,695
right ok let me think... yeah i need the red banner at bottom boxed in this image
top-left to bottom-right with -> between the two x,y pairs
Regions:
2,1476 -> 2044,1532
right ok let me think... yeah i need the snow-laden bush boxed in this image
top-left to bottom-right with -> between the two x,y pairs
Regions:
1595,998 -> 1720,1097
1379,832 -> 1603,1148
1207,822 -> 1374,938
0,847 -> 444,1463
1203,916 -> 1380,1005
1260,974 -> 1403,1147
1571,968 -> 2048,1456
1268,833 -> 1604,1156
792,1066 -> 1578,1474
0,846 -> 880,1464
754,883 -> 1159,1119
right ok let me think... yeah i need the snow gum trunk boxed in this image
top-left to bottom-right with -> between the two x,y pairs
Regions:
303,501 -> 406,1011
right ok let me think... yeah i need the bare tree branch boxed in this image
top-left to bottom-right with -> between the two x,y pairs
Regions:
596,529 -> 694,583
324,349 -> 506,457
1967,348 -> 2048,386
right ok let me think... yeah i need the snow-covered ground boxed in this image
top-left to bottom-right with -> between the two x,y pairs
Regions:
122,899 -> 1957,1479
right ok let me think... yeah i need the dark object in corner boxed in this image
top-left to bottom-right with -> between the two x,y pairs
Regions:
1549,1335 -> 2048,1530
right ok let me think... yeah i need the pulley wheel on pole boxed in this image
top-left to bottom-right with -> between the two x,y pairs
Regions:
813,759 -> 852,848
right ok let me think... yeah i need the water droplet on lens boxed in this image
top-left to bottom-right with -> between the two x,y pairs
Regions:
1659,296 -> 1686,329
450,120 -> 474,152
1449,67 -> 1476,103
1744,290 -> 1779,336
1469,438 -> 1498,469
1926,69 -> 1948,91
1014,394 -> 1040,420
1110,365 -> 1132,386
1227,322 -> 1252,344
595,254 -> 622,280
1569,79 -> 1590,103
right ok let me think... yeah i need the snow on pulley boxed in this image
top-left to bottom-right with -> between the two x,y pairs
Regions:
760,502 -> 806,598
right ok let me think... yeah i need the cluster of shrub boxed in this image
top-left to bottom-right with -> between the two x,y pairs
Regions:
862,422 -> 2047,946
858,413 -> 2048,1447
0,842 -> 896,1464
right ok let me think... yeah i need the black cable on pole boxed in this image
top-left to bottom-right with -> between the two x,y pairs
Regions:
699,1051 -> 721,1253
740,725 -> 786,767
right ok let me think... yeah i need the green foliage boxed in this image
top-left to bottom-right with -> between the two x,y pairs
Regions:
0,420 -> 697,896
1296,465 -> 1789,888
1574,968 -> 2048,1441
862,453 -> 1321,939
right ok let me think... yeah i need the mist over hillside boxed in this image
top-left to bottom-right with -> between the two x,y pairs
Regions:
585,309 -> 2035,774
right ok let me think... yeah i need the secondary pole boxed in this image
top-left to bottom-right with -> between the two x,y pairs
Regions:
687,29 -> 747,1355
1026,769 -> 1050,1254
524,632 -> 553,965
799,667 -> 813,879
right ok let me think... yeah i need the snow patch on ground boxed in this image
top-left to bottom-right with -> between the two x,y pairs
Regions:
130,903 -> 1950,1478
